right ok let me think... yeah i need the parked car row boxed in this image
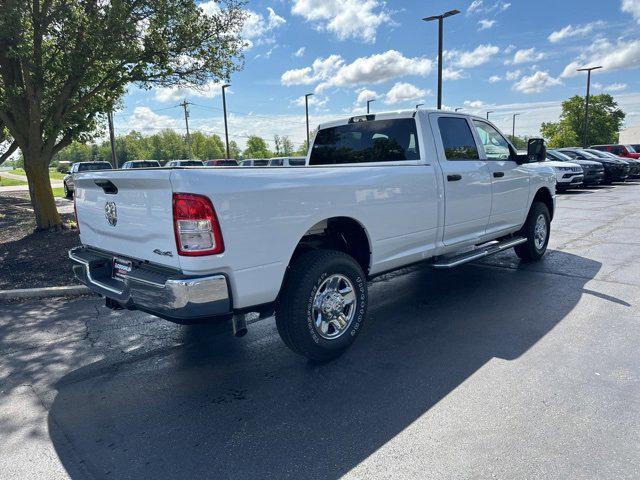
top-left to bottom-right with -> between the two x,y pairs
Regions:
62,157 -> 308,197
544,144 -> 640,193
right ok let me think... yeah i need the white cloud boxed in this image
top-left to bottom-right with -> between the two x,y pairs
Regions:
291,0 -> 391,43
548,22 -> 603,43
509,48 -> 545,65
504,44 -> 516,54
240,7 -> 286,48
355,88 -> 378,105
291,95 -> 327,108
478,19 -> 496,30
489,75 -> 502,83
281,54 -> 344,86
154,81 -> 225,103
127,107 -> 179,133
561,38 -> 640,77
447,44 -> 500,68
199,1 -> 220,16
467,0 -> 510,15
622,0 -> 640,23
594,82 -> 628,92
294,47 -> 306,57
512,71 -> 562,94
302,50 -> 433,92
467,0 -> 484,13
464,100 -> 488,108
506,69 -> 522,80
443,68 -> 465,80
384,82 -> 428,104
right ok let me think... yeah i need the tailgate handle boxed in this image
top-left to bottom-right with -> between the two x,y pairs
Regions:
94,180 -> 118,194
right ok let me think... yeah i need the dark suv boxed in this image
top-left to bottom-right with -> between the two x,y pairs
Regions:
584,148 -> 640,178
547,149 -> 604,186
558,148 -> 629,183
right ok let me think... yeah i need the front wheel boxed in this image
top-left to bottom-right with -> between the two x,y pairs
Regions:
276,249 -> 368,361
64,182 -> 72,199
515,201 -> 550,262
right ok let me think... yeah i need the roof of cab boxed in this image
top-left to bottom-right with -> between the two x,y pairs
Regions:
316,109 -> 483,130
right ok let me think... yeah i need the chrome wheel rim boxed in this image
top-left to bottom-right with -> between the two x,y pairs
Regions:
312,274 -> 357,340
534,214 -> 547,250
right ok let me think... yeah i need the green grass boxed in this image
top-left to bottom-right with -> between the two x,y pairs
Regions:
0,176 -> 28,187
9,168 -> 66,180
52,187 -> 66,198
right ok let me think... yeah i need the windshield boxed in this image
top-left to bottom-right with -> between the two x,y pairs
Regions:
575,149 -> 599,159
133,161 -> 160,168
78,162 -> 111,171
548,150 -> 573,161
626,145 -> 637,153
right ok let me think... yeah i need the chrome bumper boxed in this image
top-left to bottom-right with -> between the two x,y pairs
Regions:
69,246 -> 231,322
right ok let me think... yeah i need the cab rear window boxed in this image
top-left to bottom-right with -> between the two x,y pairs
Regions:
309,118 -> 420,165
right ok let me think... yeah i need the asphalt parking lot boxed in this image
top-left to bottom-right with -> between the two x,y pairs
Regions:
1,183 -> 639,480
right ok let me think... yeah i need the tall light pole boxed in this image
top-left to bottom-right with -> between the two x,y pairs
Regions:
305,93 -> 313,148
486,110 -> 494,120
577,65 -> 602,148
180,100 -> 192,159
512,113 -> 520,141
454,107 -> 463,112
367,99 -> 375,114
416,103 -> 424,109
107,111 -> 117,168
221,84 -> 231,159
423,9 -> 460,110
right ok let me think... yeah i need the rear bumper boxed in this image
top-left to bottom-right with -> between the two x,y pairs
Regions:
69,246 -> 232,323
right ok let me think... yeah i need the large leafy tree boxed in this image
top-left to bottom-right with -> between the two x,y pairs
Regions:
541,94 -> 625,149
0,0 -> 246,230
243,135 -> 271,158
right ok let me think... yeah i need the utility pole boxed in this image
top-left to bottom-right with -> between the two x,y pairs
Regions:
577,66 -> 603,148
423,9 -> 460,110
512,113 -> 520,141
305,93 -> 313,148
367,99 -> 375,114
486,111 -> 494,120
107,111 -> 117,168
180,100 -> 192,159
222,84 -> 231,158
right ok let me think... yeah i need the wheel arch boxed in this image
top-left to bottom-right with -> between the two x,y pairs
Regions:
532,186 -> 554,220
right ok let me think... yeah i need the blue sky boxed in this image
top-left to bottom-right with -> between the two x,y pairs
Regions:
117,0 -> 640,149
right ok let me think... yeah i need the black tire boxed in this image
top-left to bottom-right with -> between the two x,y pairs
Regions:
515,201 -> 550,262
275,249 -> 368,361
64,182 -> 72,199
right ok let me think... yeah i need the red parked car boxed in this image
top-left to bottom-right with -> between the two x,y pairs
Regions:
590,144 -> 640,159
204,159 -> 238,166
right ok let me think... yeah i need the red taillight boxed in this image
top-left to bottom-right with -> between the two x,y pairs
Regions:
172,193 -> 224,256
73,194 -> 80,233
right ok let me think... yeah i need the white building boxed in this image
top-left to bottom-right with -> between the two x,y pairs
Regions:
619,126 -> 640,144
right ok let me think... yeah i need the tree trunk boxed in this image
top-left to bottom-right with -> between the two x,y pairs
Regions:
23,153 -> 62,231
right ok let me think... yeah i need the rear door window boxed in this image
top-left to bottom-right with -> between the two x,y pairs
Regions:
309,118 -> 420,165
437,117 -> 480,160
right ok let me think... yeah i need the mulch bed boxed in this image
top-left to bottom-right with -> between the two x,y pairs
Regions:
0,192 -> 81,289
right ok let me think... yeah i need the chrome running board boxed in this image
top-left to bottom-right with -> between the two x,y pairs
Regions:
432,237 -> 527,269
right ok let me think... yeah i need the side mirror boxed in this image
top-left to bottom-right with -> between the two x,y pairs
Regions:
527,138 -> 546,163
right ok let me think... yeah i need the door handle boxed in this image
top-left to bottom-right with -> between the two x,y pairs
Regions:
447,174 -> 462,182
493,171 -> 505,178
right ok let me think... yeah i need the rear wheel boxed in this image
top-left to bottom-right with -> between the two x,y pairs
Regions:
64,182 -> 72,199
515,201 -> 550,262
276,249 -> 368,361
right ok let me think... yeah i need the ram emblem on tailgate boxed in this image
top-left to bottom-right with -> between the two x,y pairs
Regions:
104,201 -> 117,227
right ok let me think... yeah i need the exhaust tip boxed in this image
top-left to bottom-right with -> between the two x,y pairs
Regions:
232,314 -> 248,337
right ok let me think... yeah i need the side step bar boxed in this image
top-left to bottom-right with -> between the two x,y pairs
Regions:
432,237 -> 527,269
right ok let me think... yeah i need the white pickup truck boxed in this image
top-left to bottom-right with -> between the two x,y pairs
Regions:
70,110 -> 555,360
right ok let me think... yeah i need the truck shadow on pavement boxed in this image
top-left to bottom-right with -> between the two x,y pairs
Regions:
48,251 -> 604,479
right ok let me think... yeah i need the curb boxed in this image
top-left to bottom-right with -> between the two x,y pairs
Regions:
0,285 -> 93,301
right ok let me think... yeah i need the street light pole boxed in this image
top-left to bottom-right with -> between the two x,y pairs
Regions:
423,9 -> 460,110
454,108 -> 462,112
221,84 -> 231,159
416,103 -> 424,109
577,66 -> 603,148
107,111 -> 117,168
367,99 -> 375,114
305,93 -> 313,148
486,110 -> 494,120
512,113 -> 520,141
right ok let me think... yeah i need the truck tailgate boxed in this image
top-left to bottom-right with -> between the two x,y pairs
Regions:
74,170 -> 180,269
